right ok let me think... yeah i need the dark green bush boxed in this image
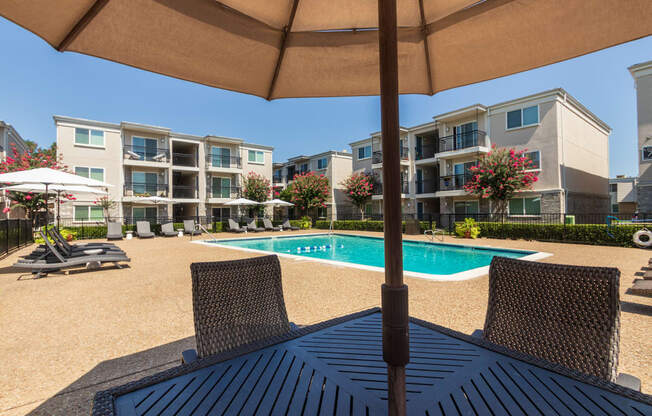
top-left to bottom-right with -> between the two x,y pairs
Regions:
314,220 -> 434,233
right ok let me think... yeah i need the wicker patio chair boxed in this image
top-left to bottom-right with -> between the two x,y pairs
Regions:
183,255 -> 292,363
474,256 -> 640,390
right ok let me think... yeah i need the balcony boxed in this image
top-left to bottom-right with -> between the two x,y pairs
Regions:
208,185 -> 241,199
172,185 -> 198,199
373,181 -> 409,195
123,145 -> 169,163
172,152 -> 197,167
439,174 -> 472,192
206,154 -> 242,169
372,147 -> 410,164
415,179 -> 438,194
272,174 -> 284,183
439,130 -> 487,153
124,182 -> 168,197
415,143 -> 437,161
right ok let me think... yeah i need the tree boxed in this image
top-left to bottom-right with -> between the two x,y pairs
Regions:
341,172 -> 374,219
242,172 -> 271,216
94,195 -> 117,222
290,171 -> 329,216
277,185 -> 293,202
463,146 -> 539,215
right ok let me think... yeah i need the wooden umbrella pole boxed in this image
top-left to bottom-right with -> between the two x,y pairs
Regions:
378,0 -> 409,414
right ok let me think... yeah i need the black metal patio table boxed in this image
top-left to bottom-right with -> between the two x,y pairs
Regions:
93,308 -> 652,415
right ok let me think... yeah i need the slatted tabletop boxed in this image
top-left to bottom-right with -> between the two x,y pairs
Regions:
94,310 -> 652,415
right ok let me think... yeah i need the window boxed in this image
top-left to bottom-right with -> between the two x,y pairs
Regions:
75,166 -> 104,182
212,177 -> 232,198
132,172 -> 158,195
212,207 -> 231,219
299,163 -> 308,173
612,204 -> 619,213
132,137 -> 158,160
454,201 -> 479,215
358,146 -> 371,160
506,105 -> 539,129
248,150 -> 264,164
74,205 -> 104,222
609,184 -> 617,193
75,128 -> 104,146
211,146 -> 231,168
524,150 -> 541,170
317,158 -> 328,170
642,146 -> 652,161
133,207 -> 157,221
508,197 -> 541,215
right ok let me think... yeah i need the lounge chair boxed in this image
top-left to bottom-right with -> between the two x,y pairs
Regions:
227,219 -> 245,233
183,220 -> 201,236
29,228 -> 122,259
14,231 -> 130,278
106,222 -> 123,240
182,255 -> 294,363
282,219 -> 300,231
263,218 -> 280,231
136,221 -> 155,238
160,222 -> 177,237
472,256 -> 640,391
246,218 -> 264,232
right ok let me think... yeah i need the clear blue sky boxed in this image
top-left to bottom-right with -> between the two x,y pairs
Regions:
0,18 -> 649,177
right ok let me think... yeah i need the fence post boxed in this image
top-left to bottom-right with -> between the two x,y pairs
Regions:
17,219 -> 20,248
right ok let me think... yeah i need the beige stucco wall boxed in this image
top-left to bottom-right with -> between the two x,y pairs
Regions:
351,139 -> 373,173
636,72 -> 652,184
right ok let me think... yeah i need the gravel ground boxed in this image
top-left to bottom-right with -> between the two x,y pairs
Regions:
0,231 -> 650,415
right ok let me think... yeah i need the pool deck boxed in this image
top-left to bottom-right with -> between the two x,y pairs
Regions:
0,230 -> 650,415
195,233 -> 552,281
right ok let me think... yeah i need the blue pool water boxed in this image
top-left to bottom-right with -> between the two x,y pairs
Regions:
209,234 -> 534,276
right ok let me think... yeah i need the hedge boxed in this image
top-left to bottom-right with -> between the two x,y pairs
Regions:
475,222 -> 645,247
314,220 -> 434,233
59,221 -> 226,240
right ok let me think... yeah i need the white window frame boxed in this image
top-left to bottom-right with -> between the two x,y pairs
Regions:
248,150 -> 264,164
211,175 -> 232,199
523,150 -> 542,172
507,196 -> 542,217
74,127 -> 105,148
506,104 -> 539,131
73,205 -> 105,223
358,145 -> 372,160
641,145 -> 652,162
74,166 -> 105,182
317,157 -> 328,170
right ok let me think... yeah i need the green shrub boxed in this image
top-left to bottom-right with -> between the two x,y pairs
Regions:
313,220 -> 434,233
35,226 -> 77,243
298,216 -> 312,229
474,222 -> 645,247
455,218 -> 480,239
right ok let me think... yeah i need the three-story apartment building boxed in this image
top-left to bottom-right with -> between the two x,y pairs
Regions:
54,116 -> 273,222
351,88 -> 611,220
0,120 -> 29,161
629,60 -> 652,212
273,150 -> 353,219
609,176 -> 637,215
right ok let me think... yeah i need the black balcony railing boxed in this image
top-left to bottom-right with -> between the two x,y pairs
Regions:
439,130 -> 487,153
415,179 -> 438,194
172,185 -> 198,199
415,143 -> 438,160
206,154 -> 242,169
172,152 -> 197,167
372,147 -> 410,164
124,182 -> 168,197
439,174 -> 472,191
209,186 -> 241,199
272,175 -> 283,183
123,145 -> 169,162
373,181 -> 409,195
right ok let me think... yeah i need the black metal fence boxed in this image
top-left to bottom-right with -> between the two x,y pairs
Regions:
0,219 -> 33,257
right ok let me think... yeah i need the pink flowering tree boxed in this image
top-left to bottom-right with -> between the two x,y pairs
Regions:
94,195 -> 117,223
242,172 -> 271,216
463,146 -> 539,215
290,172 -> 330,216
341,173 -> 374,219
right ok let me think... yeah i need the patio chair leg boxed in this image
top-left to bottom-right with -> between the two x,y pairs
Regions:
114,262 -> 123,269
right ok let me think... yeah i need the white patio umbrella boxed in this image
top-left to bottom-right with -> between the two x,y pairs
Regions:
132,196 -> 173,221
224,198 -> 260,220
263,198 -> 294,220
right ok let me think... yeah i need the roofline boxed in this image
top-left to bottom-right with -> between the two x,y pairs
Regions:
628,60 -> 652,78
370,126 -> 408,137
431,104 -> 486,122
0,120 -> 30,151
348,137 -> 372,146
282,150 -> 351,165
242,142 -> 274,151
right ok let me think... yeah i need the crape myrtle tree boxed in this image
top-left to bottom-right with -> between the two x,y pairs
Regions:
242,171 -> 271,217
290,171 -> 329,217
463,146 -> 538,216
341,172 -> 374,219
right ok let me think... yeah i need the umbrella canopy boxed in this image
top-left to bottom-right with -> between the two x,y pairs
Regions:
1,1 -> 649,99
263,199 -> 294,207
224,198 -> 260,206
1,184 -> 108,195
0,168 -> 110,187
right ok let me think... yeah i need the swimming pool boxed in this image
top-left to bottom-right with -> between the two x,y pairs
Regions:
198,233 -> 550,281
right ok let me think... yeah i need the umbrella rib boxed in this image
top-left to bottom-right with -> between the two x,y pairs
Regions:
57,0 -> 110,52
418,0 -> 434,95
266,0 -> 300,101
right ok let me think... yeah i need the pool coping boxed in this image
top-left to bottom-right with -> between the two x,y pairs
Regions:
191,233 -> 552,282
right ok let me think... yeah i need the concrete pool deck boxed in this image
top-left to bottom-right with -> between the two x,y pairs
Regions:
0,230 -> 650,415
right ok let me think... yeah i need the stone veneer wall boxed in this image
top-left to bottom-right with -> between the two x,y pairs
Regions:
566,191 -> 610,213
637,185 -> 652,213
541,192 -> 563,214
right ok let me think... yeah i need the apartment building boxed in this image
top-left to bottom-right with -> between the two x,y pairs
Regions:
629,60 -> 652,213
350,88 -> 611,220
0,120 -> 29,160
609,176 -> 637,214
272,150 -> 353,219
54,116 -> 273,222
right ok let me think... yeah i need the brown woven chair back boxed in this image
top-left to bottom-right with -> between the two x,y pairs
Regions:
189,255 -> 291,358
484,256 -> 621,382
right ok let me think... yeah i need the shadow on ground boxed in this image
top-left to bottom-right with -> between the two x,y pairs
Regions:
25,336 -> 194,416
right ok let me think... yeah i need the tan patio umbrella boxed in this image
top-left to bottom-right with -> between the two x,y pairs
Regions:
2,1 -> 651,414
